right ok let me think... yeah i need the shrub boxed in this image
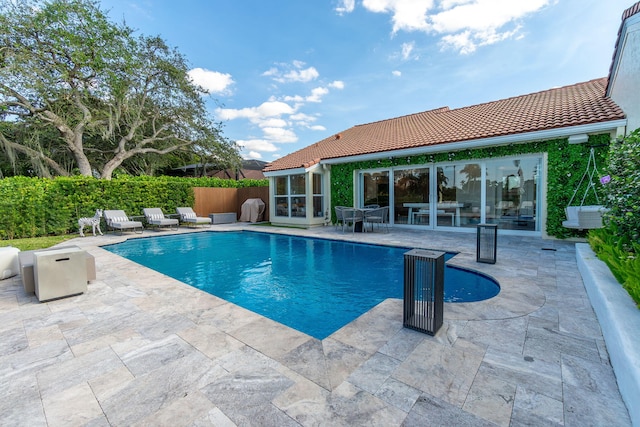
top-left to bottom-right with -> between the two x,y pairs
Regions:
601,128 -> 640,247
589,227 -> 640,307
0,175 -> 267,239
589,128 -> 640,308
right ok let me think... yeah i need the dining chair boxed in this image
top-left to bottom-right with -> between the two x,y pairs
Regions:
341,208 -> 364,233
364,206 -> 389,232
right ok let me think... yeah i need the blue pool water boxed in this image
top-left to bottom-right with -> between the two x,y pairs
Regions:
104,232 -> 499,339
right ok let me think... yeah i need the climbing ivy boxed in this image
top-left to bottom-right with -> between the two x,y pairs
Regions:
330,134 -> 611,239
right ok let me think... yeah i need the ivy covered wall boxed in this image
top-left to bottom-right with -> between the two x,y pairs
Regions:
330,134 -> 611,239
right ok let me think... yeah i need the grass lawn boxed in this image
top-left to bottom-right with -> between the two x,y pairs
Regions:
0,235 -> 75,251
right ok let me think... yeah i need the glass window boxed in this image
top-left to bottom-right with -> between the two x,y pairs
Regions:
290,174 -> 305,195
275,176 -> 287,196
394,168 -> 429,226
274,174 -> 307,218
485,157 -> 539,231
455,163 -> 482,228
361,171 -> 389,207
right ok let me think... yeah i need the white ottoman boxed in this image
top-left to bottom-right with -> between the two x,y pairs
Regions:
0,246 -> 21,279
33,247 -> 87,302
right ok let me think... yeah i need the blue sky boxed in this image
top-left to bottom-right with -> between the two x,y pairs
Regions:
100,0 -> 632,162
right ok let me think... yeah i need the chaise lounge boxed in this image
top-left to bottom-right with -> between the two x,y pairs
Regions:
176,207 -> 212,227
103,210 -> 144,235
143,208 -> 179,231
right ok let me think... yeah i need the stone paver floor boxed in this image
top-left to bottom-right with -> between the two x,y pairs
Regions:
0,224 -> 632,426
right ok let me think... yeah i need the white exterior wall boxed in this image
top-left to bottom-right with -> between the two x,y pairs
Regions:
608,13 -> 640,134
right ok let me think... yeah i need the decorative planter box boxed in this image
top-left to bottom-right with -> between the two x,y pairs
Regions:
209,213 -> 237,224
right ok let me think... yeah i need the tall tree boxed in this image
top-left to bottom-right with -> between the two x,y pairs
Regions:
0,0 -> 240,179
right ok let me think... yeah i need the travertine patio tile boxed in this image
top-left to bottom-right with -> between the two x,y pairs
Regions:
457,317 -> 527,356
481,346 -> 563,401
272,376 -> 333,425
278,337 -> 332,390
230,315 -> 311,360
88,365 -> 135,402
563,382 -> 631,426
200,364 -> 296,426
347,351 -> 401,395
131,389 -> 219,427
402,394 -> 496,427
37,346 -> 125,398
330,299 -> 404,355
70,327 -> 140,357
100,350 -> 218,426
524,323 -> 601,365
0,338 -> 72,381
0,325 -> 28,356
322,337 -> 371,390
374,376 -> 421,412
510,386 -> 564,426
178,323 -> 245,360
463,369 -> 516,426
42,382 -> 103,427
377,326 -> 426,361
393,338 -> 484,406
0,374 -> 47,426
325,381 -> 407,426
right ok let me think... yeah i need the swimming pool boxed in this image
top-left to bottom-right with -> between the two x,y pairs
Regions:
104,231 -> 499,339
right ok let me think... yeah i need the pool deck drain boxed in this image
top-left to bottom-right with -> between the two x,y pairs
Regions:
0,224 -> 632,426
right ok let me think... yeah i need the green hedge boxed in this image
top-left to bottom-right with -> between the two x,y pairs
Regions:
0,176 -> 267,239
330,134 -> 610,238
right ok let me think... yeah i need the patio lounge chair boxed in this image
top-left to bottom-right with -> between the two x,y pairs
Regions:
176,207 -> 212,227
143,208 -> 179,231
103,210 -> 144,235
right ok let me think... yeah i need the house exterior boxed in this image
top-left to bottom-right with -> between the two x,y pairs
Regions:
263,3 -> 638,239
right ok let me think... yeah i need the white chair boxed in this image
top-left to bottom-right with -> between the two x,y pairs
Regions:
334,206 -> 346,231
364,206 -> 389,232
341,208 -> 364,233
176,207 -> 212,227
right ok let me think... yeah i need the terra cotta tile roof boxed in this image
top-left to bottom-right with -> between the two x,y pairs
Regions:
264,78 -> 625,172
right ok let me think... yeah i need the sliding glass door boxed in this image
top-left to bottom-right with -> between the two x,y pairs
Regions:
393,168 -> 430,226
357,155 -> 541,232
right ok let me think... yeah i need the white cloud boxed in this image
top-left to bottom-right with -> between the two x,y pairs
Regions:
237,139 -> 279,152
392,70 -> 402,76
290,113 -> 317,122
309,125 -> 327,131
262,127 -> 298,143
329,80 -> 345,89
401,41 -> 415,60
215,100 -> 296,121
335,0 -> 356,14
244,151 -> 263,160
307,87 -> 330,103
187,68 -> 234,94
256,118 -> 288,128
283,94 -> 305,103
359,0 -> 550,54
262,61 -> 319,83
